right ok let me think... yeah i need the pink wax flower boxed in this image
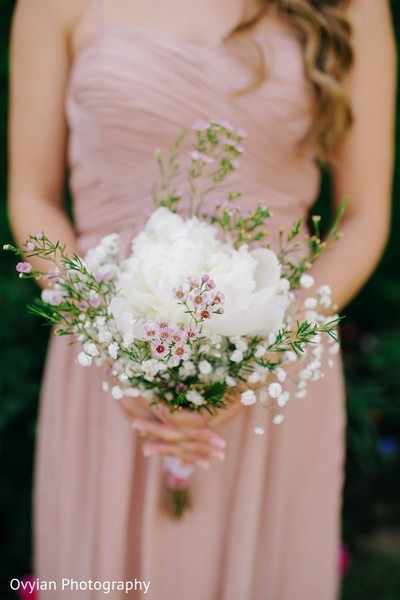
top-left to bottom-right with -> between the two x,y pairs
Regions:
172,344 -> 190,361
205,279 -> 216,290
89,295 -> 101,308
170,330 -> 185,344
185,325 -> 200,340
26,241 -> 35,251
215,119 -> 234,132
172,286 -> 188,303
144,325 -> 157,339
16,262 -> 32,274
152,343 -> 167,358
211,291 -> 225,305
189,290 -> 206,310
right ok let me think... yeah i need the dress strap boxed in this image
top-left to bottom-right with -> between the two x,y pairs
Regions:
91,0 -> 104,31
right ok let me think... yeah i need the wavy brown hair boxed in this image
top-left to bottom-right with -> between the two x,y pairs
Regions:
235,0 -> 354,161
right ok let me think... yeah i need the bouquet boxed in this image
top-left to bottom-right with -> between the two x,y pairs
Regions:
5,120 -> 345,518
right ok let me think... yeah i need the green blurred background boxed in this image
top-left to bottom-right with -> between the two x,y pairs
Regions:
0,1 -> 399,598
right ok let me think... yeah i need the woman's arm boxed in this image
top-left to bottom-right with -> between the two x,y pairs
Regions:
8,0 -> 80,269
310,0 -> 396,311
9,0 -> 205,448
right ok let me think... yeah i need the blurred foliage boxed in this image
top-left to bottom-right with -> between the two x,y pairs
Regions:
342,554 -> 400,600
0,1 -> 399,599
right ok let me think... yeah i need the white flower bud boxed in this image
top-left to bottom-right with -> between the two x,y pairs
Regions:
300,273 -> 314,289
276,367 -> 287,382
186,390 -> 205,406
199,360 -> 213,375
268,382 -> 282,399
76,352 -> 92,367
111,385 -> 124,400
123,333 -> 135,348
232,337 -> 248,352
319,295 -> 332,309
254,345 -> 266,359
230,349 -> 243,363
83,342 -> 99,357
98,329 -> 112,344
304,297 -> 318,309
247,371 -> 261,384
318,285 -> 331,296
273,415 -> 285,425
254,427 -> 265,435
277,391 -> 289,407
240,389 -> 257,406
309,360 -> 321,371
108,342 -> 119,360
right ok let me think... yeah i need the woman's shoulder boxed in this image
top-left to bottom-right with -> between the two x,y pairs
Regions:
12,0 -> 94,61
12,0 -> 88,40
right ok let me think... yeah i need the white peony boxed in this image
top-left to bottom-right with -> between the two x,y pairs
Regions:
109,207 -> 288,337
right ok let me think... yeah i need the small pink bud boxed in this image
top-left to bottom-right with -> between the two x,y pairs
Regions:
89,295 -> 101,308
16,262 -> 32,274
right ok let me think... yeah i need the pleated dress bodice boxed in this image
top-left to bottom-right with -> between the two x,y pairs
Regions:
65,14 -> 320,251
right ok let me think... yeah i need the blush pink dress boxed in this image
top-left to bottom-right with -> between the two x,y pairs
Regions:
34,1 -> 345,598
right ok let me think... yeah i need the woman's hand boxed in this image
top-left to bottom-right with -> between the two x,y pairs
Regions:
117,393 -> 226,469
127,385 -> 249,468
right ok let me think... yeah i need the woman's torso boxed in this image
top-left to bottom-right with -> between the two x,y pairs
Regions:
65,0 -> 320,251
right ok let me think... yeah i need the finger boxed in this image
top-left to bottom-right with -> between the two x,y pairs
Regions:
177,425 -> 226,448
132,419 -> 185,443
142,440 -> 225,462
133,418 -> 226,450
178,440 -> 226,461
152,405 -> 212,429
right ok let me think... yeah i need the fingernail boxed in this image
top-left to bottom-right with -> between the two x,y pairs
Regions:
210,450 -> 226,461
210,437 -> 226,449
196,459 -> 210,470
132,420 -> 146,430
